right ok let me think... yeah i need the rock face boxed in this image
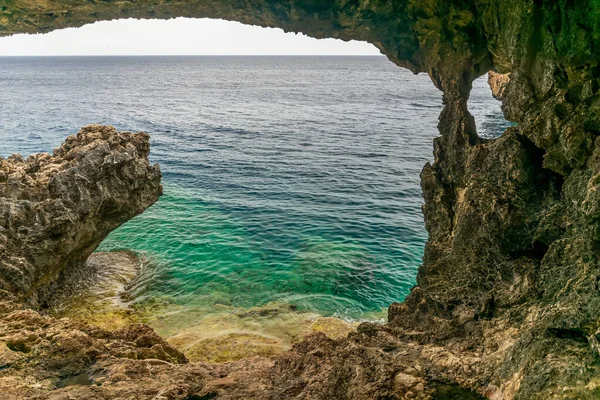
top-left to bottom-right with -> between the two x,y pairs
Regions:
487,71 -> 510,100
0,125 -> 162,307
1,1 -> 600,399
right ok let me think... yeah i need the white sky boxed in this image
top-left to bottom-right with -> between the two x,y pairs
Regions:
0,18 -> 381,56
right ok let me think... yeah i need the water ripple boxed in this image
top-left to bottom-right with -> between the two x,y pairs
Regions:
0,56 -> 505,319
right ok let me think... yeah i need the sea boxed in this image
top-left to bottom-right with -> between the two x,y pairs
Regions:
0,56 -> 509,336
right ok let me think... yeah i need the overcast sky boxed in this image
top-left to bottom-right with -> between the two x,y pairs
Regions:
0,18 -> 380,56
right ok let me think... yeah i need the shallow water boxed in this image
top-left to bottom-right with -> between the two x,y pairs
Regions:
0,56 -> 509,321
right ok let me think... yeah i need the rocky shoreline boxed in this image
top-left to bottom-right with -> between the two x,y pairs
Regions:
50,250 -> 360,363
0,126 -> 484,399
47,251 -> 144,331
0,122 -> 592,399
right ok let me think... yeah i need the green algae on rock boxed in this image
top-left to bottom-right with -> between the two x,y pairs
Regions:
49,251 -> 146,331
160,304 -> 359,363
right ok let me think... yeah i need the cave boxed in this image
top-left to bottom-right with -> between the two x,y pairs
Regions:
1,1 -> 599,399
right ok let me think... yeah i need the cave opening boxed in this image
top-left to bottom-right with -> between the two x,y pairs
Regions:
469,74 -> 513,139
1,2 -> 598,397
1,17 -> 501,361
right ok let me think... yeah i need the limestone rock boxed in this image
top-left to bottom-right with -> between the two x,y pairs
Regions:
0,125 -> 162,306
487,71 -> 510,101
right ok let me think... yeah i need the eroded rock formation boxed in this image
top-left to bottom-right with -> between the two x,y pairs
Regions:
1,1 -> 600,399
0,125 -> 162,308
487,71 -> 510,100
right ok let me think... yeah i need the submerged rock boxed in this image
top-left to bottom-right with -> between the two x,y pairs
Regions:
50,251 -> 145,331
161,304 -> 360,363
47,250 -> 362,364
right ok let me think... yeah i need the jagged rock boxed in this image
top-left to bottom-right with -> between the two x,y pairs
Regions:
487,71 -> 510,101
1,1 -> 600,399
0,308 -> 191,399
0,125 -> 162,307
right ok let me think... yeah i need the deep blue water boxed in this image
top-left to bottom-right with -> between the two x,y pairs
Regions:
0,56 -> 508,319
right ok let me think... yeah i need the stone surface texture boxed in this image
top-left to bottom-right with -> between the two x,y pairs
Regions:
487,71 -> 510,100
0,125 -> 162,308
1,1 -> 600,399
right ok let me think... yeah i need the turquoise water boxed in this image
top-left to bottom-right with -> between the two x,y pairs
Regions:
0,56 -> 508,319
97,184 -> 426,316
